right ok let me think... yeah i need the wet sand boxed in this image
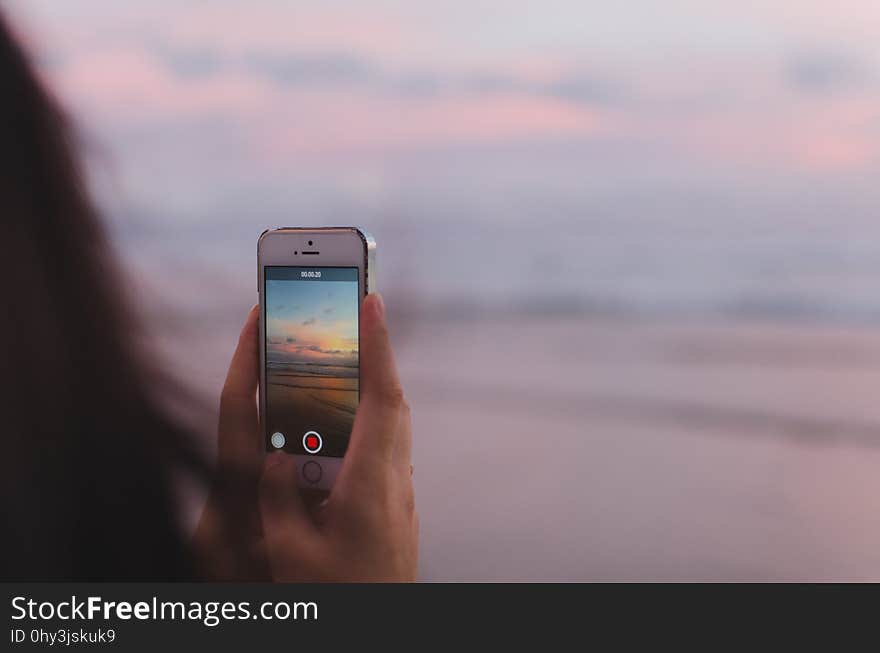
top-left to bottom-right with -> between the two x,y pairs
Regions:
266,370 -> 357,457
157,313 -> 880,580
396,317 -> 880,581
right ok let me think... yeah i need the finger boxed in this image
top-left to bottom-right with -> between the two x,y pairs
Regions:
259,452 -> 319,558
218,305 -> 260,467
392,399 -> 413,475
346,293 -> 405,470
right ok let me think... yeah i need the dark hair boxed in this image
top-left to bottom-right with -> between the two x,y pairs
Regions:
0,11 -> 205,580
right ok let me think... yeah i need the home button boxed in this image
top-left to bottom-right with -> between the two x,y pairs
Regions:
302,460 -> 323,484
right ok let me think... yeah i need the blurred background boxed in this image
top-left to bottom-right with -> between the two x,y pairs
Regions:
9,0 -> 880,580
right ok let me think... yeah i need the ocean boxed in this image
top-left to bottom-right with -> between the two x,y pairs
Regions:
111,182 -> 880,326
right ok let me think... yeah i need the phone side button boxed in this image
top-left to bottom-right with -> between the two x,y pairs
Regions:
302,460 -> 323,484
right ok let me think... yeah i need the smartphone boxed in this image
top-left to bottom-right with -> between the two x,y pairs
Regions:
257,227 -> 375,491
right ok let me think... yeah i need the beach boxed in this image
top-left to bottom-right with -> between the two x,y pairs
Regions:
399,316 -> 880,581
266,363 -> 358,457
17,0 -> 880,583
155,311 -> 880,581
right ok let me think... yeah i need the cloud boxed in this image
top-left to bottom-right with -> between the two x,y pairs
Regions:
159,46 -> 226,79
302,317 -> 316,326
151,43 -> 623,108
285,336 -> 296,343
268,343 -> 358,367
322,307 -> 335,315
785,52 -> 874,94
243,50 -> 377,85
290,344 -> 356,356
543,75 -> 620,105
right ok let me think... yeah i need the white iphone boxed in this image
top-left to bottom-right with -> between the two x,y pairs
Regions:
257,227 -> 376,491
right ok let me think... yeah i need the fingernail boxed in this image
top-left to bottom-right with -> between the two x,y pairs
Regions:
265,451 -> 287,470
373,293 -> 385,318
240,305 -> 258,334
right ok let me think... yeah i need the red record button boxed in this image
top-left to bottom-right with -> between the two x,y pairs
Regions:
302,430 -> 322,454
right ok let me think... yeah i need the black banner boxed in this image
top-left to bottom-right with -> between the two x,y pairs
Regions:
2,582 -> 869,649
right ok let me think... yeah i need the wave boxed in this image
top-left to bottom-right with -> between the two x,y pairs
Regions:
268,361 -> 359,378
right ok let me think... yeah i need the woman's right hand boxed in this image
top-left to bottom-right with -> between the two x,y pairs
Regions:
259,293 -> 418,581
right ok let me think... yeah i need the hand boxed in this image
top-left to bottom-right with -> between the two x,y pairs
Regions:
260,293 -> 418,581
193,294 -> 418,582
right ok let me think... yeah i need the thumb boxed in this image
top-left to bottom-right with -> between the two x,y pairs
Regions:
259,453 -> 319,563
345,293 -> 405,473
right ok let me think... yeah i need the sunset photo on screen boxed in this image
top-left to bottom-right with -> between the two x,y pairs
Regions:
265,267 -> 359,457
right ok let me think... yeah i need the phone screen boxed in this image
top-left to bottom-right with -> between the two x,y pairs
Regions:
264,266 -> 360,458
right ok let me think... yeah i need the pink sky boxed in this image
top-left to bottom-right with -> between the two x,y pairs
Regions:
6,1 -> 880,212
